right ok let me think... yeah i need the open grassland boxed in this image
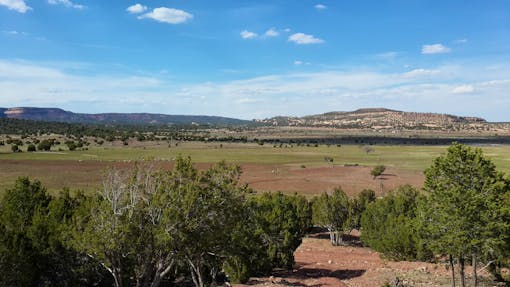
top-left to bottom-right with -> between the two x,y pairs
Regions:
1,142 -> 510,195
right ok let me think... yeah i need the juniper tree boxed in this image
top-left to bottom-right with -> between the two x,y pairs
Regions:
312,188 -> 350,246
420,143 -> 509,287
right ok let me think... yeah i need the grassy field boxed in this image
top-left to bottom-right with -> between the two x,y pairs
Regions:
1,141 -> 509,194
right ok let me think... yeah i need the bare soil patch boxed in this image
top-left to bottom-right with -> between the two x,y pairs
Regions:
0,160 -> 424,196
236,234 -> 496,287
240,164 -> 424,196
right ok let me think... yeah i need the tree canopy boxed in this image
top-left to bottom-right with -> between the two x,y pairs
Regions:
420,143 -> 510,287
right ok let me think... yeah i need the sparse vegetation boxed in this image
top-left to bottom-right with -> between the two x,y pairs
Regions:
371,164 -> 386,179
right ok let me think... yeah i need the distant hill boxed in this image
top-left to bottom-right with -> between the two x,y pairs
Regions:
0,107 -> 251,126
254,108 -> 508,132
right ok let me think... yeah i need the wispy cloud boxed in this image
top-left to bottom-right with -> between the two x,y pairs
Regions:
314,4 -> 327,10
240,30 -> 257,39
138,7 -> 193,24
2,59 -> 510,121
126,3 -> 147,14
264,28 -> 279,37
452,84 -> 474,94
455,38 -> 468,44
421,43 -> 451,54
2,30 -> 27,36
48,0 -> 85,10
403,68 -> 440,78
288,33 -> 324,44
0,0 -> 31,13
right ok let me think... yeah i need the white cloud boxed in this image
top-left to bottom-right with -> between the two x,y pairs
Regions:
240,30 -> 257,39
314,4 -> 327,10
294,60 -> 303,66
264,28 -> 279,37
138,7 -> 193,24
403,68 -> 440,78
288,33 -> 324,44
283,28 -> 291,33
48,0 -> 85,9
0,0 -> 31,13
127,3 -> 147,14
455,38 -> 468,44
452,85 -> 474,94
421,44 -> 451,54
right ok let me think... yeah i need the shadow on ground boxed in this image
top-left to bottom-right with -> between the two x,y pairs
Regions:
307,227 -> 364,247
245,268 -> 365,287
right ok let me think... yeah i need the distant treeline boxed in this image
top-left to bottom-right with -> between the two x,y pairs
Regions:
0,118 -> 251,143
2,117 -> 510,146
262,135 -> 510,145
0,118 -> 209,136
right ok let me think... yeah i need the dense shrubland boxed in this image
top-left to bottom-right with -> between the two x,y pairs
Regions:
0,143 -> 509,287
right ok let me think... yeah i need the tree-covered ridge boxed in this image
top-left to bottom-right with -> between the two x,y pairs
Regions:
0,117 -> 253,144
1,107 -> 253,126
255,108 -> 510,134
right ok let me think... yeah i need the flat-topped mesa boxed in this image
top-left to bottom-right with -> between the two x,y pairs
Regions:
3,107 -> 71,120
0,107 -> 252,126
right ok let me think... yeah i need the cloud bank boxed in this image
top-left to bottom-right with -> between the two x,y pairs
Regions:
1,59 -> 509,121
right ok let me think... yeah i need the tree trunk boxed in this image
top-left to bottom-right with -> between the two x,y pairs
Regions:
329,230 -> 343,246
188,259 -> 205,287
150,260 -> 174,287
113,271 -> 123,287
335,231 -> 343,246
459,256 -> 465,287
449,254 -> 456,287
472,254 -> 478,287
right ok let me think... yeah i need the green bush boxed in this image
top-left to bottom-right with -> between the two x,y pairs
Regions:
361,185 -> 431,261
37,140 -> 53,151
27,144 -> 36,152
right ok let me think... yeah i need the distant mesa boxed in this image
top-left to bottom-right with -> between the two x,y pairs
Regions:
0,107 -> 251,126
255,108 -> 495,132
0,107 -> 504,133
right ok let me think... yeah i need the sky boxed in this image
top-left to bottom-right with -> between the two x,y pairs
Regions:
0,0 -> 509,121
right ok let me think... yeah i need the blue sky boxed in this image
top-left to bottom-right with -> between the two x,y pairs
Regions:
0,0 -> 509,121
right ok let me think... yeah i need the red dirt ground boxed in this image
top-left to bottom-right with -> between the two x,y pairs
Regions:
0,160 -> 424,196
240,164 -> 424,197
236,234 -> 495,287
